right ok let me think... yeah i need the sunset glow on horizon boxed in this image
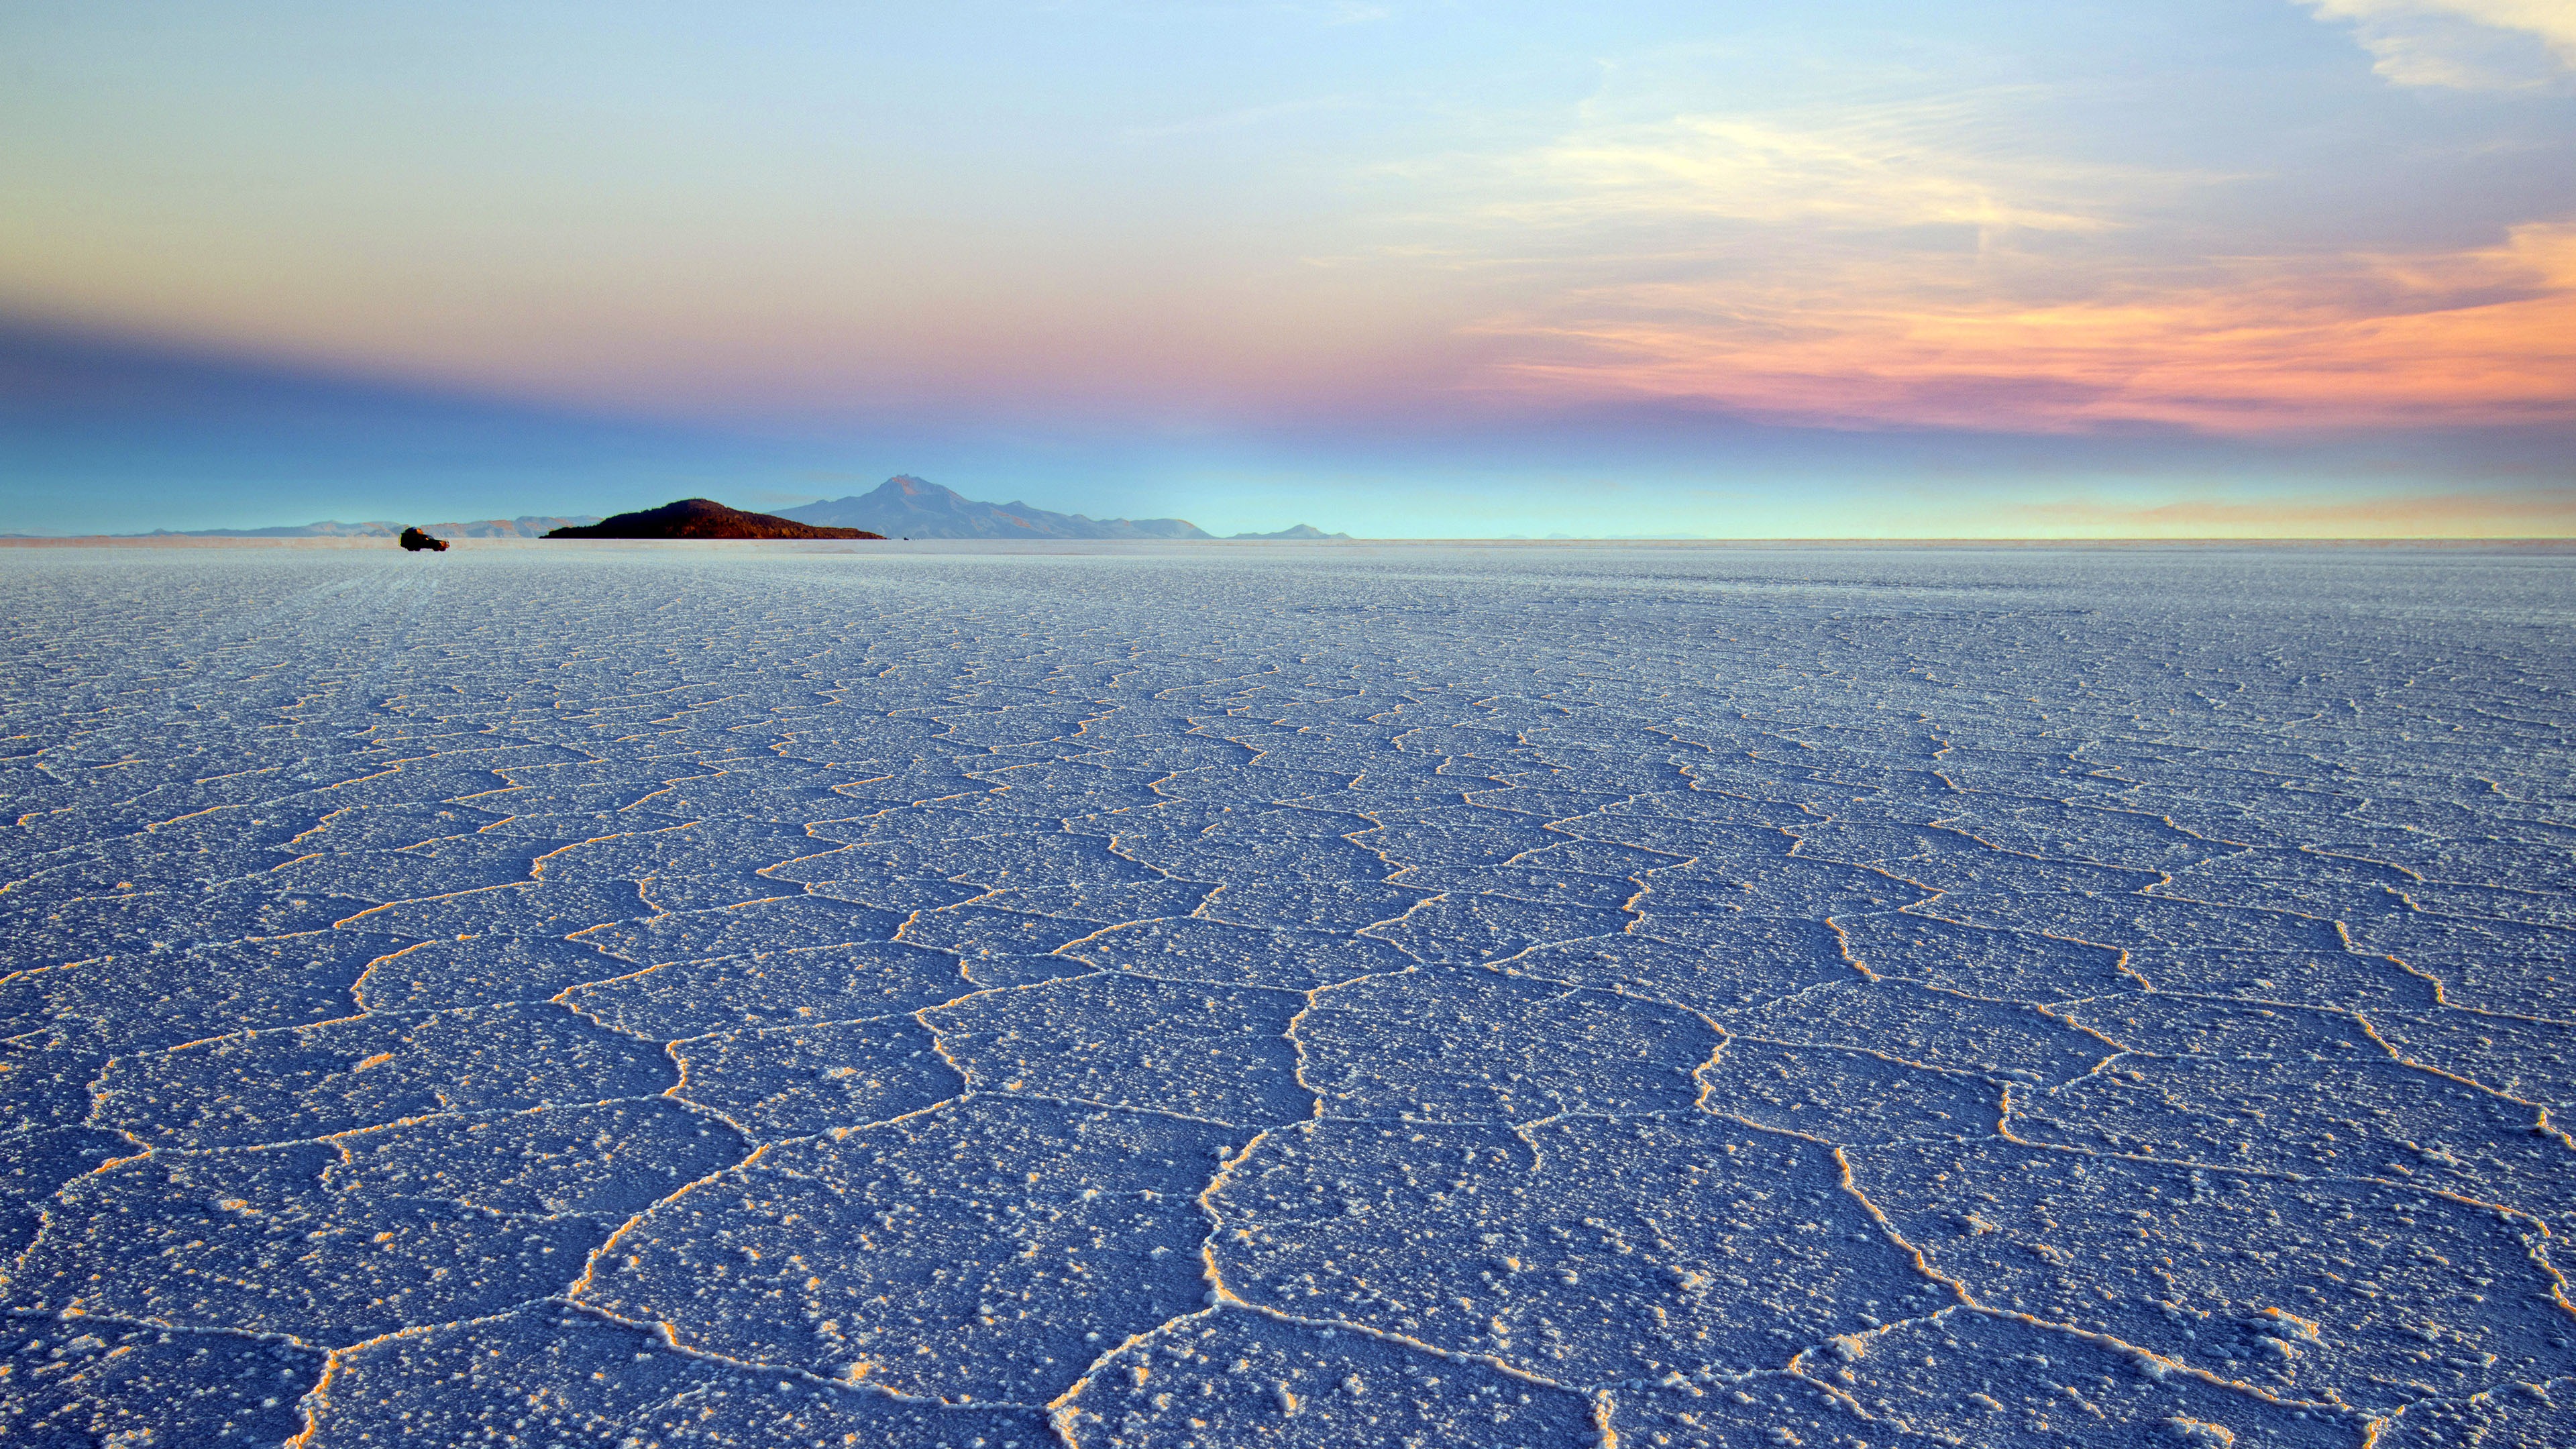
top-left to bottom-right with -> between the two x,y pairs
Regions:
3,1 -> 2572,537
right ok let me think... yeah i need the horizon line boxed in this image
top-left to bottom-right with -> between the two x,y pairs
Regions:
7,535 -> 2573,549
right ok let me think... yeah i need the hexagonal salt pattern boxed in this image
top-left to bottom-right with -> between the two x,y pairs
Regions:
3,543 -> 2569,1447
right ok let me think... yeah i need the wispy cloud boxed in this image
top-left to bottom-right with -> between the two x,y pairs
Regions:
2300,0 -> 2576,88
1383,69 -> 2576,436
1493,109 -> 2115,237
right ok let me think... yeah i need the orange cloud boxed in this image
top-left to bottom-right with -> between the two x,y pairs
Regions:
1412,84 -> 2576,438
1467,221 -> 2576,434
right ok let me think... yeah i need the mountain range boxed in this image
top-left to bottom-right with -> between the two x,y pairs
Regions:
778,476 -> 1208,539
38,516 -> 608,540
8,479 -> 1352,541
777,476 -> 1348,541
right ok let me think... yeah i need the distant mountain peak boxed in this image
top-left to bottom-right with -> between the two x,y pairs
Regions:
777,476 -> 1219,541
1230,523 -> 1352,541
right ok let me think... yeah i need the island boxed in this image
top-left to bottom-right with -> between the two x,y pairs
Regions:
544,498 -> 883,540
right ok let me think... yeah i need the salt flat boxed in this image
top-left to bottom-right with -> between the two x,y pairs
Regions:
1,542 -> 2570,1447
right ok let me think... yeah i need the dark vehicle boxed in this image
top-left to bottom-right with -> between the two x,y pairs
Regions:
398,527 -> 449,552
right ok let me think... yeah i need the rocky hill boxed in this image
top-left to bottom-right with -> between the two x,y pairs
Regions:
544,498 -> 881,539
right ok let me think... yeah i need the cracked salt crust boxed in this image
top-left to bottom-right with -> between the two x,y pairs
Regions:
1,543 -> 2571,1446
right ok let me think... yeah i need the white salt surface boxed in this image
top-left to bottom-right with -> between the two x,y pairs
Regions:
1,541 -> 2571,1446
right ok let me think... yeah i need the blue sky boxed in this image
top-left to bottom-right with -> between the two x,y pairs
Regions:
3,1 -> 2572,535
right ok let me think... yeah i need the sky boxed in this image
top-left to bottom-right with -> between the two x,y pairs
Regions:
3,1 -> 2573,537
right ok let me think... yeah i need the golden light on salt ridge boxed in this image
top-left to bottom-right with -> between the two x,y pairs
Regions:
1466,221 -> 2576,435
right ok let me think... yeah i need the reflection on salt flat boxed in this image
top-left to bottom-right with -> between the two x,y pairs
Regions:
1,543 -> 2570,1446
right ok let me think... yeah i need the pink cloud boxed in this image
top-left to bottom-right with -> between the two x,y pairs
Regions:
1462,223 -> 2576,435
